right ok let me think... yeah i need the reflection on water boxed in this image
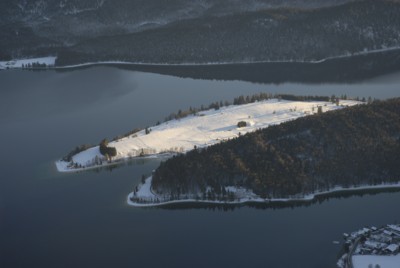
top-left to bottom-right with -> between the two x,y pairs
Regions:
0,68 -> 136,123
107,48 -> 400,84
2,66 -> 400,125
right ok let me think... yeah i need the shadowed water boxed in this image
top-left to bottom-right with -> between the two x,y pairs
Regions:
1,66 -> 400,268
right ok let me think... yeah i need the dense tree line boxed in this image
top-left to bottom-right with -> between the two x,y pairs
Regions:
0,0 -> 352,61
163,93 -> 336,122
21,62 -> 49,69
3,1 -> 400,69
152,98 -> 400,199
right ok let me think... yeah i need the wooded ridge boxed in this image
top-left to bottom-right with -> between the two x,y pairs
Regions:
152,98 -> 400,199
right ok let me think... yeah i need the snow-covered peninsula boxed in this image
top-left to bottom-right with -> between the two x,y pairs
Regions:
56,98 -> 361,173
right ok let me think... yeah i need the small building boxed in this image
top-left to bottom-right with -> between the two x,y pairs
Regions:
385,244 -> 399,254
364,240 -> 382,250
384,230 -> 393,236
370,234 -> 381,241
360,247 -> 373,254
388,224 -> 400,233
391,231 -> 400,238
379,235 -> 392,244
387,225 -> 400,237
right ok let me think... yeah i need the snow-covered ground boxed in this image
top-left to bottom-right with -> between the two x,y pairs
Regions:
56,98 -> 361,172
352,255 -> 400,268
127,176 -> 400,207
0,56 -> 56,70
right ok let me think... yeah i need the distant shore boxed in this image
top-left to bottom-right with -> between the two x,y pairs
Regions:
53,46 -> 400,69
2,46 -> 400,71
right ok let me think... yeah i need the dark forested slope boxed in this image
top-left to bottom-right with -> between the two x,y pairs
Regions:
56,0 -> 400,65
0,0 -> 352,60
152,99 -> 400,199
2,0 -> 400,66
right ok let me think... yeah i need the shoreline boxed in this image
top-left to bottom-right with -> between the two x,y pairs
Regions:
2,46 -> 400,71
53,46 -> 400,69
126,181 -> 400,208
55,152 -> 171,173
338,224 -> 400,268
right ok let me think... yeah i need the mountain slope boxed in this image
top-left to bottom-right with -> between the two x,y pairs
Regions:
55,0 -> 400,64
2,0 -> 400,67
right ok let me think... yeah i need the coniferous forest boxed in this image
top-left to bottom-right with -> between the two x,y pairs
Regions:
152,98 -> 400,199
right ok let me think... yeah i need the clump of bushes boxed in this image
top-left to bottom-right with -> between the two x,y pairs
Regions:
237,121 -> 247,128
99,139 -> 117,157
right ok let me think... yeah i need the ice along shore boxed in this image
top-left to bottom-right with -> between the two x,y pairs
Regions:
127,176 -> 400,208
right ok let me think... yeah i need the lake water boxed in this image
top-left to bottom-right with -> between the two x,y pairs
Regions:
1,66 -> 400,268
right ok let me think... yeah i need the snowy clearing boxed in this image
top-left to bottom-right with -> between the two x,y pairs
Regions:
352,255 -> 400,268
0,56 -> 56,70
56,98 -> 361,172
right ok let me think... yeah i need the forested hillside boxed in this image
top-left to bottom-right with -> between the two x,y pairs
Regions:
0,0 -> 352,60
2,0 -> 400,66
56,0 -> 400,65
152,98 -> 400,199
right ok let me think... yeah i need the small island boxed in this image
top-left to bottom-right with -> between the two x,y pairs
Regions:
338,224 -> 400,268
128,98 -> 400,207
56,94 -> 360,172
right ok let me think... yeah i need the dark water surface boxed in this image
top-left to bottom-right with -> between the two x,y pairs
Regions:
1,67 -> 400,268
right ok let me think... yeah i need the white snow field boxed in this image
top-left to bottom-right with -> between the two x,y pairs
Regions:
56,98 -> 361,172
352,255 -> 400,268
0,56 -> 56,69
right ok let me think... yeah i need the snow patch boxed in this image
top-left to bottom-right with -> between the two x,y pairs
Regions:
352,255 -> 400,268
0,57 -> 56,70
